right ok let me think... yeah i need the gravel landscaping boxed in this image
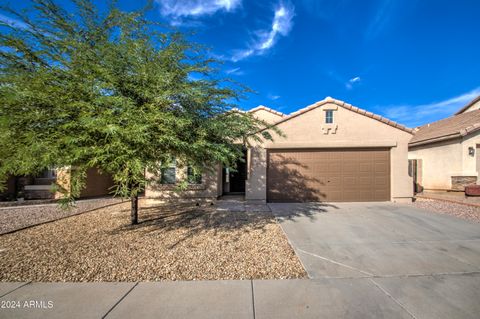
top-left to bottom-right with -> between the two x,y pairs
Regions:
413,198 -> 480,223
0,201 -> 307,281
0,197 -> 124,235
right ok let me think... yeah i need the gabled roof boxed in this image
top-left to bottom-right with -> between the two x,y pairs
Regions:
409,109 -> 480,147
248,105 -> 286,117
271,97 -> 413,134
454,95 -> 480,115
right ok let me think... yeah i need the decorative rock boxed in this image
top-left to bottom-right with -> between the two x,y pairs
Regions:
451,176 -> 477,191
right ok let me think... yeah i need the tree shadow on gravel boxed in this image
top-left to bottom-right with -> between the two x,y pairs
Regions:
108,197 -> 339,248
108,203 -> 276,248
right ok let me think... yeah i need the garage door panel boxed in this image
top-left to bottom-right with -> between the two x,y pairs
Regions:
267,148 -> 390,202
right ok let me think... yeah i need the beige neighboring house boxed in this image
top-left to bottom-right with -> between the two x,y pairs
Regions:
408,96 -> 480,191
248,105 -> 286,123
454,95 -> 480,114
2,167 -> 114,200
146,97 -> 414,203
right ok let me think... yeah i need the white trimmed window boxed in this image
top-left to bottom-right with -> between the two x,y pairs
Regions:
325,110 -> 334,124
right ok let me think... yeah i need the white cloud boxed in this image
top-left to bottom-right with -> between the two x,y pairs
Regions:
381,87 -> 480,128
345,76 -> 361,89
267,94 -> 281,100
349,76 -> 361,83
225,67 -> 244,75
365,0 -> 395,40
231,2 -> 294,62
157,0 -> 241,22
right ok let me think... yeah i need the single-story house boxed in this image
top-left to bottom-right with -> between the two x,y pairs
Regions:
4,97 -> 414,203
146,97 -> 414,203
408,95 -> 480,191
1,167 -> 114,200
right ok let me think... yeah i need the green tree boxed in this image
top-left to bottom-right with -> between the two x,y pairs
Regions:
0,0 -> 279,224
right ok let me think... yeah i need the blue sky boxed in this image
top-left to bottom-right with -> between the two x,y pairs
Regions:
2,0 -> 479,128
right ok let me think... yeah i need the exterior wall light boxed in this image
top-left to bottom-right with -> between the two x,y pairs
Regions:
468,147 -> 475,156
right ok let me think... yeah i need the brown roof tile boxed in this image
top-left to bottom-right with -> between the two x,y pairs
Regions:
409,109 -> 480,146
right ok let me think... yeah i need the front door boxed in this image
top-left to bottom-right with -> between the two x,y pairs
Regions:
229,157 -> 246,193
223,150 -> 247,194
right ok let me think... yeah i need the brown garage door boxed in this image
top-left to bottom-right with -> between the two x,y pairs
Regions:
79,168 -> 115,198
267,148 -> 390,202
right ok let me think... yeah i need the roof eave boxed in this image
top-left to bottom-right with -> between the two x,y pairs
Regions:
248,105 -> 286,117
409,133 -> 462,147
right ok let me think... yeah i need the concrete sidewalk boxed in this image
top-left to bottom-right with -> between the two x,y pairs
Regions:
2,274 -> 480,319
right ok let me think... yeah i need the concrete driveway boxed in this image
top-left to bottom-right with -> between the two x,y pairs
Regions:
269,202 -> 480,319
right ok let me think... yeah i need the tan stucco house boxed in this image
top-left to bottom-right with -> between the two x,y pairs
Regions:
1,167 -> 114,201
146,97 -> 414,203
408,96 -> 480,191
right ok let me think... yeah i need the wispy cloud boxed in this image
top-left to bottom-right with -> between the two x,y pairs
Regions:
365,0 -> 395,40
267,93 -> 281,100
156,0 -> 241,24
231,2 -> 294,62
380,87 -> 480,128
346,76 -> 361,89
225,67 -> 244,75
327,71 -> 363,90
0,13 -> 28,29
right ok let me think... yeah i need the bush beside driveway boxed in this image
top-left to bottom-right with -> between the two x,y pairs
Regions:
0,201 -> 306,281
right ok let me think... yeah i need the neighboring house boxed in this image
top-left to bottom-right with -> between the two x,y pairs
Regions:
408,96 -> 480,191
454,95 -> 480,114
247,105 -> 286,123
1,167 -> 114,200
145,97 -> 414,203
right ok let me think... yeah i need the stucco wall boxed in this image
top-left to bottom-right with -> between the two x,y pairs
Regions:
246,101 -> 413,202
408,130 -> 480,190
145,163 -> 220,202
461,130 -> 480,177
250,109 -> 284,124
408,139 -> 462,190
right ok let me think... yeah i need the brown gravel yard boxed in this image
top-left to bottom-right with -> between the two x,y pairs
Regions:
413,198 -> 480,223
0,197 -> 123,235
0,201 -> 306,282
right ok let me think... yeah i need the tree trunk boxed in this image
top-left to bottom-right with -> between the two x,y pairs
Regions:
131,195 -> 139,225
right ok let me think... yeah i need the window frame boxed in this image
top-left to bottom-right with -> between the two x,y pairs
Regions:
325,110 -> 334,124
160,158 -> 176,185
187,166 -> 202,185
